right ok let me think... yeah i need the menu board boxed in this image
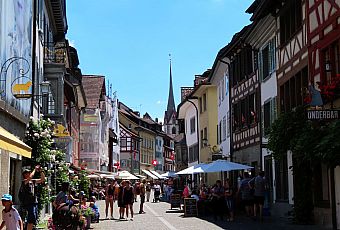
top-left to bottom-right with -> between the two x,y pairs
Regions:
184,198 -> 198,217
170,194 -> 181,209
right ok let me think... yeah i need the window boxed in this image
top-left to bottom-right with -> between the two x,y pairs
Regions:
203,93 -> 207,111
263,101 -> 271,135
172,127 -> 176,134
227,112 -> 230,137
233,93 -> 258,131
203,127 -> 207,142
230,46 -> 253,87
222,116 -> 227,141
259,38 -> 276,81
280,66 -> 308,112
280,0 -> 302,45
199,97 -> 203,113
190,117 -> 196,134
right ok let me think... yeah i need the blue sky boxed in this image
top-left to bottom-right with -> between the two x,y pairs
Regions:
66,0 -> 253,121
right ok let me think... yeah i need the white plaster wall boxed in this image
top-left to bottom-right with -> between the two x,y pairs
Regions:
184,104 -> 198,148
210,62 -> 230,157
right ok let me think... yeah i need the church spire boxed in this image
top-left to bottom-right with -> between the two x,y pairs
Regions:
166,54 -> 176,117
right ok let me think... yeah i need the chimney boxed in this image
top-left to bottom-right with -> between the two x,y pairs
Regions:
155,118 -> 158,123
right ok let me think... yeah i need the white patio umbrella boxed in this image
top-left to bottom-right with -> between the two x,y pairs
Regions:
176,163 -> 209,175
115,171 -> 139,180
204,160 -> 253,173
86,174 -> 100,179
150,170 -> 166,179
160,171 -> 177,178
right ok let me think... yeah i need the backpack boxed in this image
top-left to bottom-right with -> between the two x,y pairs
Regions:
18,182 -> 36,206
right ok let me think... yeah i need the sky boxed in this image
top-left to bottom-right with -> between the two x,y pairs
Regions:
66,0 -> 253,121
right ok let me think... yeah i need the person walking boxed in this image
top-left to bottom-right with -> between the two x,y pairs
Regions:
118,181 -> 126,220
0,194 -> 23,230
249,171 -> 266,221
19,165 -> 45,230
238,172 -> 254,217
224,178 -> 235,222
145,182 -> 151,202
212,180 -> 225,220
123,181 -> 134,221
105,180 -> 115,219
139,179 -> 146,214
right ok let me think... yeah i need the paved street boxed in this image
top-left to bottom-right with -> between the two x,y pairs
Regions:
91,195 -> 329,230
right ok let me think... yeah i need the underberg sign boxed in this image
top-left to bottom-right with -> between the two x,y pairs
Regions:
307,110 -> 340,120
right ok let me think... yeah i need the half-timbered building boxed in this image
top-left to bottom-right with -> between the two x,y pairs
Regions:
307,0 -> 340,228
274,0 -> 309,210
119,122 -> 140,174
227,25 -> 262,173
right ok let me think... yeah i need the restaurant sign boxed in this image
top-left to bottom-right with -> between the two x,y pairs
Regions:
307,110 -> 340,120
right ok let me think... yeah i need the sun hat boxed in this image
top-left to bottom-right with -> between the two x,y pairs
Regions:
1,194 -> 12,201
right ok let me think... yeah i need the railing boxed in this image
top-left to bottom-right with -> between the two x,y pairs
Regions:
44,42 -> 66,64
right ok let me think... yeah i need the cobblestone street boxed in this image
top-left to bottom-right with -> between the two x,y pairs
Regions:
91,195 -> 329,230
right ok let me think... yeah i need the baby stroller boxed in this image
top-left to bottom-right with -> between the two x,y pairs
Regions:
153,188 -> 161,202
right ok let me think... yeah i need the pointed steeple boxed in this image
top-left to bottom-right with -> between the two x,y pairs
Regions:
166,55 -> 176,119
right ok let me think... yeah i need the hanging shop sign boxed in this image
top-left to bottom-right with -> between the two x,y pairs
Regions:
53,124 -> 70,137
11,77 -> 32,99
307,109 -> 340,120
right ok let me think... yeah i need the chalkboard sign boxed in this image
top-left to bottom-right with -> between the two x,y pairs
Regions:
184,198 -> 198,217
170,194 -> 181,209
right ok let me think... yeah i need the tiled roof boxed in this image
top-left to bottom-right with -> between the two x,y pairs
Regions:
82,75 -> 105,109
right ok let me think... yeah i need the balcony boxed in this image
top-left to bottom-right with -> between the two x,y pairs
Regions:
44,42 -> 66,64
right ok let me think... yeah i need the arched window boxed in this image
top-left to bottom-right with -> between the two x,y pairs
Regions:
172,126 -> 176,134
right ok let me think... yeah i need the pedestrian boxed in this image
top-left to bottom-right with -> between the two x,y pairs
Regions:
238,172 -> 254,217
134,182 -> 140,202
212,180 -> 225,220
153,181 -> 161,202
118,181 -> 126,220
123,181 -> 134,221
18,165 -> 45,230
105,180 -> 115,219
139,179 -> 146,214
224,178 -> 235,222
249,171 -> 266,221
0,194 -> 23,230
145,182 -> 151,202
53,182 -> 70,208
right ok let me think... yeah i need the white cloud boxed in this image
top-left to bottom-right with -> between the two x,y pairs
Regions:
156,100 -> 165,105
68,39 -> 76,47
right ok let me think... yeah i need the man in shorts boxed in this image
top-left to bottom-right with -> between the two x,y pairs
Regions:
19,166 -> 45,230
249,171 -> 266,221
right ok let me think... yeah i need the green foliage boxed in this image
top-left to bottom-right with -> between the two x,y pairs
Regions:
267,106 -> 340,224
25,117 -> 68,216
78,170 -> 90,197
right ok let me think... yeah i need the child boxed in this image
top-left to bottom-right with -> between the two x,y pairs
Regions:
89,197 -> 100,223
0,194 -> 23,230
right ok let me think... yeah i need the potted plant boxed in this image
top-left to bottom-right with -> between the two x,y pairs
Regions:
81,207 -> 94,229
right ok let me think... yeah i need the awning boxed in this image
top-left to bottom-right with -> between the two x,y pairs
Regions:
0,127 -> 31,158
150,170 -> 166,179
142,169 -> 158,179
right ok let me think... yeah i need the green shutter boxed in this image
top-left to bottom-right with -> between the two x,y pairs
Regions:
271,38 -> 276,72
261,105 -> 265,136
270,97 -> 277,124
258,51 -> 263,82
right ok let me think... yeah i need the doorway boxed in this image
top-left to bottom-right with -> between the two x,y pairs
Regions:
335,166 -> 340,229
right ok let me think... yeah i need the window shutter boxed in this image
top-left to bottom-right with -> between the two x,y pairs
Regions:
258,51 -> 263,82
271,96 -> 277,123
261,105 -> 264,136
271,38 -> 276,72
